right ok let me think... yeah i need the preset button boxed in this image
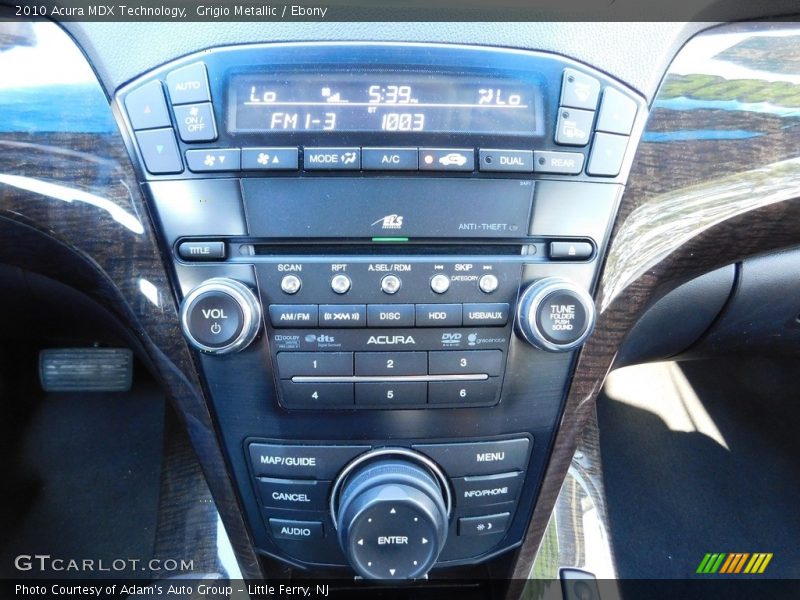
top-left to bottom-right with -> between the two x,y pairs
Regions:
428,350 -> 504,376
355,352 -> 427,377
276,352 -> 353,377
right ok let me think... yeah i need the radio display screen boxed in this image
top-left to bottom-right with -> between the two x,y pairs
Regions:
228,72 -> 543,136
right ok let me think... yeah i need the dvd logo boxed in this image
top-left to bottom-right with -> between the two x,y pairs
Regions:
441,333 -> 462,346
366,335 -> 416,345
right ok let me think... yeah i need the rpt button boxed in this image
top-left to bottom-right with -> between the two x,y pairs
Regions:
412,438 -> 531,477
249,443 -> 369,478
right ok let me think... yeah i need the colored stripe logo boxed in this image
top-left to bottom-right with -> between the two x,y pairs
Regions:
697,553 -> 773,574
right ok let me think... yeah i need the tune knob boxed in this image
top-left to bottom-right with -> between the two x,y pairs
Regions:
179,278 -> 262,354
331,449 -> 450,580
516,277 -> 596,352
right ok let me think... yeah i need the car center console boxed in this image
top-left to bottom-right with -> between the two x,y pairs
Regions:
114,42 -> 646,579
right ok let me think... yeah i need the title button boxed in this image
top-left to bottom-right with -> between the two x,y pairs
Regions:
362,147 -> 418,171
304,147 -> 361,170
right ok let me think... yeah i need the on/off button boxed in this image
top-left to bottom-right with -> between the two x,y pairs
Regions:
185,292 -> 244,348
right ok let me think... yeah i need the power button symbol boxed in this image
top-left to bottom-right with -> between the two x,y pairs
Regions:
186,292 -> 244,348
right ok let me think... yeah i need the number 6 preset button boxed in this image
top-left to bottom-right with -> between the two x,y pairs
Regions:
277,352 -> 353,377
354,352 -> 427,376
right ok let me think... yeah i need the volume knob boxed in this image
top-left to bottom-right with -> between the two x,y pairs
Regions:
179,278 -> 262,354
516,277 -> 596,352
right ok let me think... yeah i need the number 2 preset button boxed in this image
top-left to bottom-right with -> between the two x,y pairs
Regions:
354,352 -> 427,376
276,352 -> 353,377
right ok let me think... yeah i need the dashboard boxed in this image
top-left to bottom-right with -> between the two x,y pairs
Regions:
2,12 -> 800,596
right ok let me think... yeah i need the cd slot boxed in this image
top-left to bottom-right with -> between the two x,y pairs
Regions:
247,244 -> 522,256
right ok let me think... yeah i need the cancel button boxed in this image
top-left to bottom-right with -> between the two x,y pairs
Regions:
257,477 -> 331,511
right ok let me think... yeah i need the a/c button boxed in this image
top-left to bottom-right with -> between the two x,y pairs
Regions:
362,147 -> 418,171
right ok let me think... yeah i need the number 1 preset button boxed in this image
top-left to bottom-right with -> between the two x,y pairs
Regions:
276,352 -> 353,377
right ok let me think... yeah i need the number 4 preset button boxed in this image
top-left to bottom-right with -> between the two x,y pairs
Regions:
280,382 -> 354,408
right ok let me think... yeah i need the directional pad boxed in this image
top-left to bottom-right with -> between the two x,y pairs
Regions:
348,500 -> 437,580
